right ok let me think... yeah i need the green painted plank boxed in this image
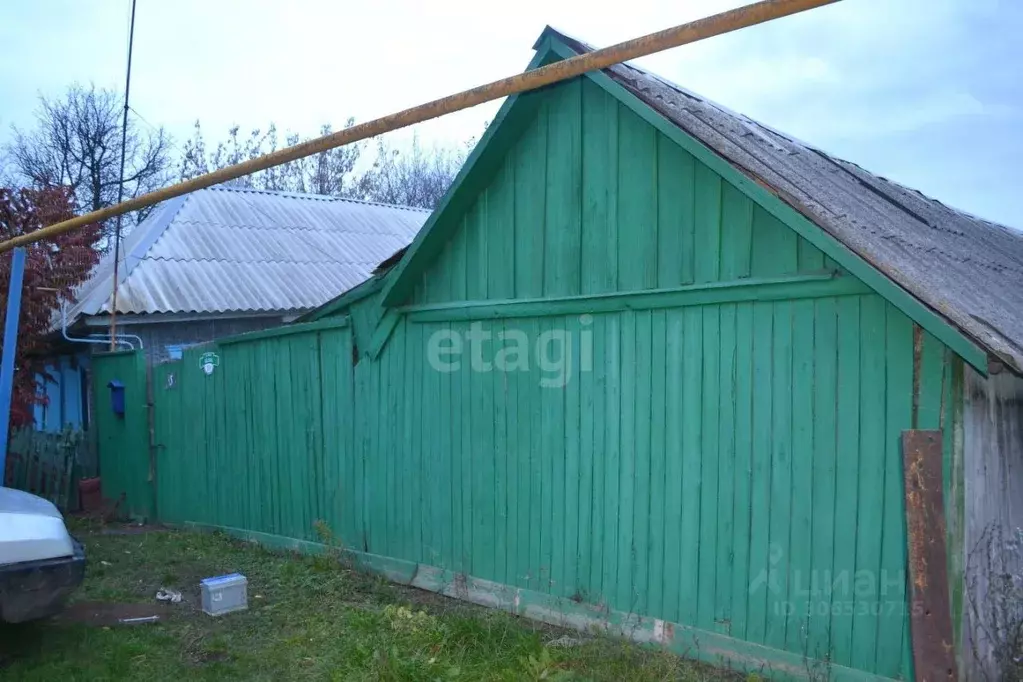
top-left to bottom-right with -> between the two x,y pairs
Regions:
662,309 -> 684,623
527,318 -> 544,591
544,78 -> 583,298
492,321 -> 509,584
698,305 -> 721,631
877,303 -> 912,678
516,320 -> 536,587
655,135 -> 684,288
808,297 -> 838,660
831,296 -> 861,668
721,182 -> 754,280
787,299 -> 815,654
487,164 -> 516,300
730,302 -> 754,641
503,319 -> 521,584
563,314 -> 582,598
587,314 -> 607,599
797,236 -> 826,272
632,311 -> 652,615
581,80 -> 615,294
576,313 -> 594,599
851,294 -> 887,672
751,206 -> 799,278
616,310 -> 637,610
602,314 -> 622,604
694,164 -> 723,284
679,306 -> 703,625
716,303 -> 737,635
647,310 -> 667,618
616,105 -> 657,292
404,275 -> 871,322
514,100 -> 547,299
765,301 -> 793,652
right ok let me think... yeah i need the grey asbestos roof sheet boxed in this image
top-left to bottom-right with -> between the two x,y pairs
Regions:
548,28 -> 1023,373
68,187 -> 428,319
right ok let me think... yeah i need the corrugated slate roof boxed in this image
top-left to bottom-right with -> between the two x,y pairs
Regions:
68,186 -> 428,319
546,27 -> 1023,373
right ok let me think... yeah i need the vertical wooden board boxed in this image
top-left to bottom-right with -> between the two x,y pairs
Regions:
678,151 -> 697,285
587,313 -> 607,599
470,326 -> 493,580
581,80 -> 614,295
831,296 -> 861,667
693,163 -> 723,284
449,217 -> 468,302
576,312 -> 595,599
544,317 -> 566,594
615,105 -> 657,292
544,79 -> 583,298
438,323 -> 455,570
797,236 -> 826,272
412,322 -> 427,562
397,322 -> 414,560
662,309 -> 684,622
765,301 -> 793,652
750,205 -> 799,278
563,315 -> 582,598
525,318 -> 543,590
492,322 -> 509,583
678,307 -> 703,625
473,195 -> 490,300
656,136 -> 684,288
317,333 -> 338,537
516,320 -> 535,588
716,303 -> 737,634
647,310 -> 667,618
424,324 -> 443,566
787,299 -> 815,654
602,313 -> 622,603
487,167 -> 516,300
502,319 -> 519,583
514,101 -> 547,299
449,323 -> 467,573
851,294 -> 887,673
720,183 -> 754,280
631,311 -> 652,614
807,298 -> 838,661
697,305 -> 721,631
731,302 -> 755,640
877,303 -> 913,678
615,310 -> 637,610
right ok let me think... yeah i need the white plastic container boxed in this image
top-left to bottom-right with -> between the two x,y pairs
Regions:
200,573 -> 248,616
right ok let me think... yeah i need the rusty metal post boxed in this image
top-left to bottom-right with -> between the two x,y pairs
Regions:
903,429 -> 958,681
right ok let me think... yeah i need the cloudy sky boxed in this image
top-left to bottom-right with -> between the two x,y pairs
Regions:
1,0 -> 1020,226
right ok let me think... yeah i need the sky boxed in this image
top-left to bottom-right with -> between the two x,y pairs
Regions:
1,0 -> 1021,227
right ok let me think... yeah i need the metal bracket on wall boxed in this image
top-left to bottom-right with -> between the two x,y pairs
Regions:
902,429 -> 957,681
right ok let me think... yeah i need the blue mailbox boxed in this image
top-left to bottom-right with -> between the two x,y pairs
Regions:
107,380 -> 125,416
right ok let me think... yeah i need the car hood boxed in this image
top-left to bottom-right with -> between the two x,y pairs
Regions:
0,488 -> 73,565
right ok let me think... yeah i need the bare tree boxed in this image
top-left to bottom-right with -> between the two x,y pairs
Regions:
358,133 -> 467,209
179,120 -> 364,197
4,83 -> 172,240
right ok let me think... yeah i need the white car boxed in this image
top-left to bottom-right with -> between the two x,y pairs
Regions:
0,487 -> 85,622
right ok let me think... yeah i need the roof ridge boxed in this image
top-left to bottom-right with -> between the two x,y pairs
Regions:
205,185 -> 431,213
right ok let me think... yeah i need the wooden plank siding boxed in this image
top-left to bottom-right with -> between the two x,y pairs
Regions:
96,75 -> 973,681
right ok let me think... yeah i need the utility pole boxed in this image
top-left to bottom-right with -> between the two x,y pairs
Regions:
0,247 -> 27,476
109,0 -> 138,350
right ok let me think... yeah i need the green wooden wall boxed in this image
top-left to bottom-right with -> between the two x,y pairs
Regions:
92,75 -> 969,680
412,78 -> 838,305
92,350 -> 153,519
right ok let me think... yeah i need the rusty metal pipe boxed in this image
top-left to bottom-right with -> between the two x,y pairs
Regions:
0,0 -> 839,253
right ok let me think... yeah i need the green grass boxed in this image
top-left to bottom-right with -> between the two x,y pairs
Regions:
0,520 -> 738,681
